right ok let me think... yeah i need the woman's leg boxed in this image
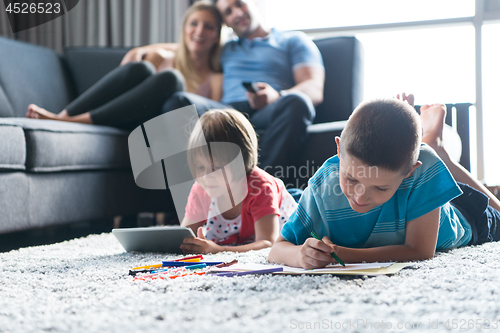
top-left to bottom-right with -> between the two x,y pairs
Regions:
26,62 -> 156,121
420,103 -> 500,211
89,69 -> 185,130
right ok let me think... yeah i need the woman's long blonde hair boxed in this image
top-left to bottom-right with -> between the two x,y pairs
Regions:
175,1 -> 223,93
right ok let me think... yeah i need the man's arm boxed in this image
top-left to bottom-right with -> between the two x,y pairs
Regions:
120,43 -> 179,67
248,66 -> 324,110
287,65 -> 325,105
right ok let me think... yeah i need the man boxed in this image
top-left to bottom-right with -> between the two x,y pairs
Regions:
163,0 -> 325,176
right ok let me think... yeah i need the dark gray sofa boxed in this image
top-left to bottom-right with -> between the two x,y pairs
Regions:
0,37 -> 174,235
0,35 -> 363,235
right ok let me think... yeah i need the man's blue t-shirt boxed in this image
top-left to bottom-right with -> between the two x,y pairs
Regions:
281,144 -> 472,251
220,28 -> 324,104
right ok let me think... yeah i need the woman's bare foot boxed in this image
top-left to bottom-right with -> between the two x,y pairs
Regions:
420,103 -> 448,159
26,104 -> 66,120
26,104 -> 92,124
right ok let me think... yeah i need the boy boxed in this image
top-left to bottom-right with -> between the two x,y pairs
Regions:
268,98 -> 500,269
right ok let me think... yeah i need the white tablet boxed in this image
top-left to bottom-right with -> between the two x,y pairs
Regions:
112,226 -> 195,253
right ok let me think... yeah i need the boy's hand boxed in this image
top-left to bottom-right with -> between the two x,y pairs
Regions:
298,236 -> 336,269
179,227 -> 222,254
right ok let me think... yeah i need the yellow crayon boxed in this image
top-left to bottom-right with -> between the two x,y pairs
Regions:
132,263 -> 163,270
178,258 -> 201,263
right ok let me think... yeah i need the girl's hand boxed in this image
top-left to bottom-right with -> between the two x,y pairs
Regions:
297,237 -> 336,269
180,227 -> 222,254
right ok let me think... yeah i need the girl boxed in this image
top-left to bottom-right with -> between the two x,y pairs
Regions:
26,1 -> 223,130
180,109 -> 298,254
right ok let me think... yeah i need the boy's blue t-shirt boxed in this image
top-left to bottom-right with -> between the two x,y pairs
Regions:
281,144 -> 472,251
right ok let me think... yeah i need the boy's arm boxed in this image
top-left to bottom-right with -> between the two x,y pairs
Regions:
333,208 -> 440,263
269,208 -> 440,268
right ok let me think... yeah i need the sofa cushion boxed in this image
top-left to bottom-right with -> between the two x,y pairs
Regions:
0,118 -> 131,172
0,123 -> 26,170
0,37 -> 76,118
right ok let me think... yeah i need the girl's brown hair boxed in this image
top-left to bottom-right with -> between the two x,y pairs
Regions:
187,109 -> 258,180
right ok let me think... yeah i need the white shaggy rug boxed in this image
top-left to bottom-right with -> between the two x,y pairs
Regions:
1,233 -> 500,333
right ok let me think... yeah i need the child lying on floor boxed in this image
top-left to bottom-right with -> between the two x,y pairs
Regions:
180,109 -> 297,254
268,97 -> 500,268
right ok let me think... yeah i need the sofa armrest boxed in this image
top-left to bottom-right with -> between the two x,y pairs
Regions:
307,121 -> 347,134
285,121 -> 347,188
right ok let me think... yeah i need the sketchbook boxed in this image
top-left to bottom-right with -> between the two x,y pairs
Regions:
210,262 -> 413,276
275,262 -> 414,276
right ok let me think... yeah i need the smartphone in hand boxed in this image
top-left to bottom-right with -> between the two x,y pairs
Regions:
242,81 -> 260,93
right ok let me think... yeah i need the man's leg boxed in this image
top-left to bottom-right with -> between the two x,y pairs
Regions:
421,103 -> 500,212
250,92 -> 315,176
161,92 -> 230,117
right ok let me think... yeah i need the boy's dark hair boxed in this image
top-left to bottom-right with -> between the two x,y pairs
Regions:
340,99 -> 422,174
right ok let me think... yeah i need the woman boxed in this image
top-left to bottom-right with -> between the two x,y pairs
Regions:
26,1 -> 223,130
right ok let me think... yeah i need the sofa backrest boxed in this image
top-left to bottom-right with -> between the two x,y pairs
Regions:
313,36 -> 364,124
0,37 -> 76,118
64,47 -> 129,97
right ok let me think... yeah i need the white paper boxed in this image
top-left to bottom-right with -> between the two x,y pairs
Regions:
280,262 -> 394,273
210,263 -> 283,272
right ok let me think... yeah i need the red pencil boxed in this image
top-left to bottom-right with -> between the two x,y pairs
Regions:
173,255 -> 204,262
